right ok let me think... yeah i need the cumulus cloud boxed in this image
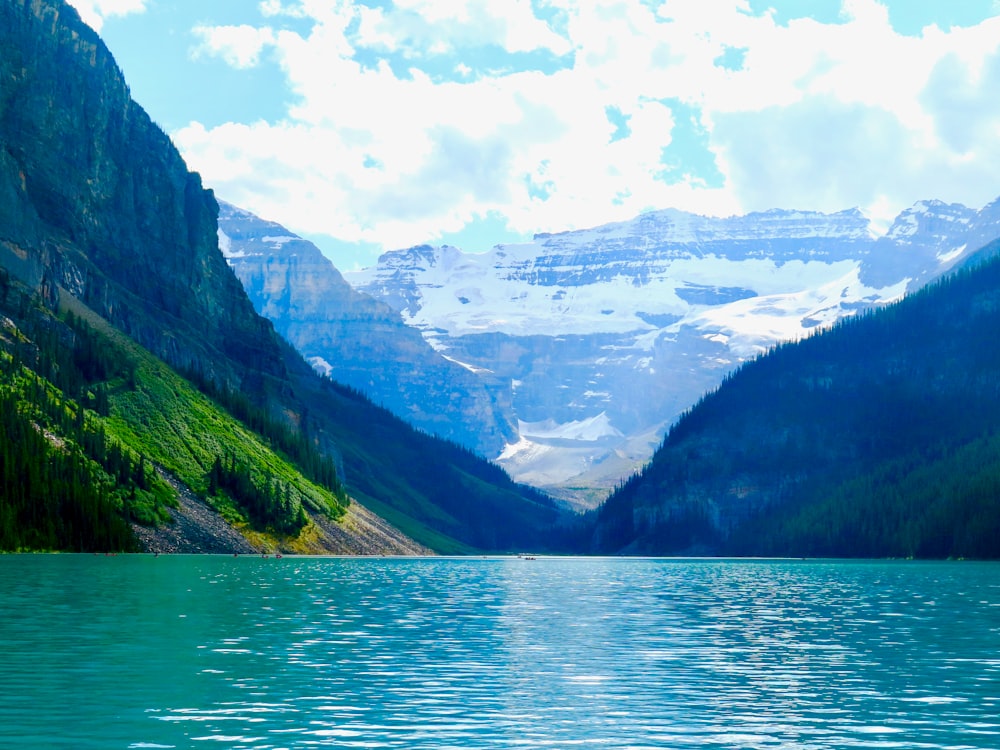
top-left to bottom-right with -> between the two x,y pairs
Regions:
356,0 -> 572,57
191,25 -> 278,69
65,0 -> 147,31
173,0 -> 1000,262
922,47 -> 1000,155
712,98 -> 913,213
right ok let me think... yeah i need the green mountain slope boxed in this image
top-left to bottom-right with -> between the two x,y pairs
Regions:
0,277 -> 359,552
586,241 -> 1000,559
0,0 -> 560,553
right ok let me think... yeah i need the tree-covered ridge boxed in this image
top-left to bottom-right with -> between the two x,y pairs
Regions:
728,431 -> 1000,559
75,298 -> 350,540
0,271 -> 349,551
0,386 -> 137,552
186,371 -> 345,505
291,372 -> 561,554
588,241 -> 1000,559
1,0 -> 565,554
0,287 -> 163,550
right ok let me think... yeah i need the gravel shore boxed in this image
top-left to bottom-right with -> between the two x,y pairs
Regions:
131,468 -> 431,556
131,470 -> 260,554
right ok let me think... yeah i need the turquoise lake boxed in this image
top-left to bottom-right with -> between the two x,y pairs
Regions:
1,556 -> 999,749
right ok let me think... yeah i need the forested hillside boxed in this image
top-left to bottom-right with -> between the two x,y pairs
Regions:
586,240 -> 1000,558
0,271 -> 353,551
0,0 -> 561,553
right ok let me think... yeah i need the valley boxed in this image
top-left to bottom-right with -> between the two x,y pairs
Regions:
223,198 -> 1000,508
3,0 -> 1000,560
0,0 -> 560,555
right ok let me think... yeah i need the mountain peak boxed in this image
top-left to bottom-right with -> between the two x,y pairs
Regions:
885,200 -> 975,242
347,194 -> 996,501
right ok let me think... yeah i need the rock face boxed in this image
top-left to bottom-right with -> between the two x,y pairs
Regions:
347,201 -> 1000,506
218,202 -> 516,455
0,0 -> 277,388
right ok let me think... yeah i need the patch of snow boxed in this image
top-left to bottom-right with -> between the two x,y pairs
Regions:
937,243 -> 967,264
308,356 -> 334,377
262,235 -> 299,248
887,212 -> 920,240
217,229 -> 248,259
519,412 -> 623,442
497,437 -> 590,485
357,248 -> 872,338
687,266 -> 909,359
440,353 -> 494,375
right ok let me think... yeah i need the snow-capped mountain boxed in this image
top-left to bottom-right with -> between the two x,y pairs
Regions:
216,201 -> 518,456
346,199 -> 1000,507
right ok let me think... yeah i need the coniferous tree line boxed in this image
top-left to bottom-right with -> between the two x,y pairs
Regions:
0,288 -> 162,549
311,375 -> 561,550
195,368 -> 558,549
206,454 -> 308,535
0,306 -> 168,547
0,276 -> 347,546
186,368 -> 347,506
5,308 -> 158,496
322,377 -> 542,488
588,243 -> 1000,559
323,375 -> 556,505
0,382 -> 138,551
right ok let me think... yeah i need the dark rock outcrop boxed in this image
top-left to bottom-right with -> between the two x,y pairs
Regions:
0,0 -> 279,389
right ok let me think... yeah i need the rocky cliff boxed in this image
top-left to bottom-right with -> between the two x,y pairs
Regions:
0,0 -> 561,554
0,0 -> 280,388
218,202 -> 517,456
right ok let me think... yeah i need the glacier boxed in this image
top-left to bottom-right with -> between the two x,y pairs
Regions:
346,199 -> 1000,508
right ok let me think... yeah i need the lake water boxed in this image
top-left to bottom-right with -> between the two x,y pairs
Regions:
1,556 -> 999,749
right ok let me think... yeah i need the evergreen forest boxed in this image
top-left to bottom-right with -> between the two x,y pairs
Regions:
0,270 -> 348,551
588,242 -> 1000,559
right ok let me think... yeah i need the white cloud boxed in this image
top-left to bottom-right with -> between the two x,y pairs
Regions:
258,0 -> 305,18
356,0 -> 572,57
66,0 -> 147,31
192,24 -> 277,69
174,0 -> 1000,264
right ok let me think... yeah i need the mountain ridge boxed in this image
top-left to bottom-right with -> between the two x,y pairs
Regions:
217,201 -> 517,457
581,237 -> 1000,558
221,195 -> 1000,507
0,0 -> 560,553
343,197 -> 1000,502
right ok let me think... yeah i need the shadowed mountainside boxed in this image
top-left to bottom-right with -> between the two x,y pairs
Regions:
0,0 -> 562,553
217,201 -> 518,458
583,240 -> 1000,558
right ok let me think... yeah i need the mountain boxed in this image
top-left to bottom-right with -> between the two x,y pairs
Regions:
581,238 -> 1000,558
346,201 -> 1000,507
0,0 -> 560,554
217,202 -> 517,456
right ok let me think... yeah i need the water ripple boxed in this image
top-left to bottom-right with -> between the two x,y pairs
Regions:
2,557 -> 1000,748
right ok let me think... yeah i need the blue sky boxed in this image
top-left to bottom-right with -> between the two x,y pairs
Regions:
70,0 -> 1000,269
